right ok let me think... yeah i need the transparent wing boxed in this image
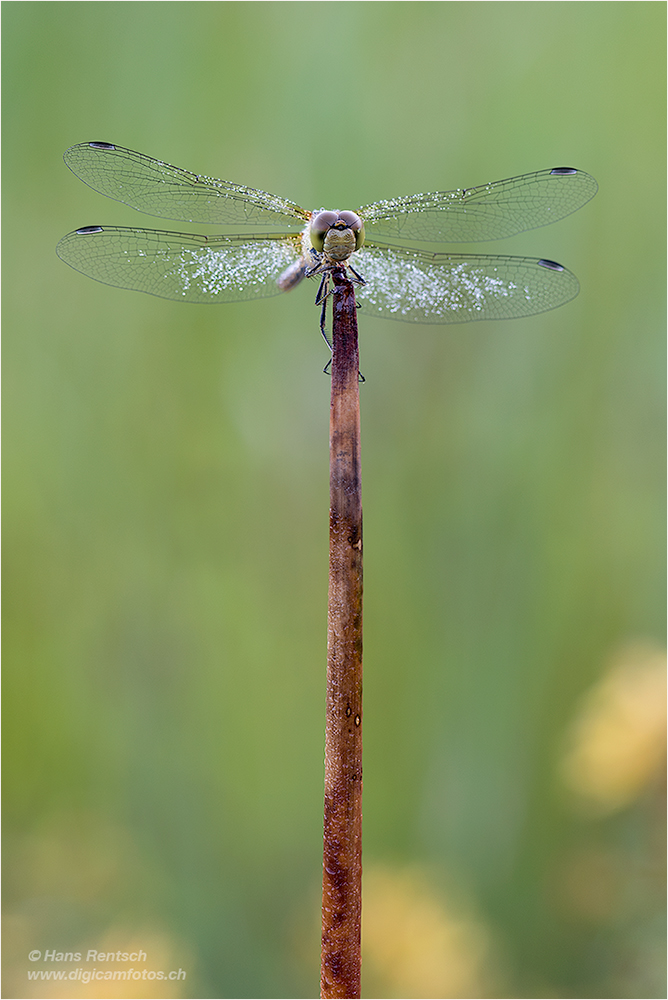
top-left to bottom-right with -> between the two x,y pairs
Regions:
63,142 -> 311,228
358,168 -> 597,244
353,243 -> 580,323
56,226 -> 303,304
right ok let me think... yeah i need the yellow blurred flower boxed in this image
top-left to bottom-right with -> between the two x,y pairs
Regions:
560,643 -> 666,814
362,863 -> 494,999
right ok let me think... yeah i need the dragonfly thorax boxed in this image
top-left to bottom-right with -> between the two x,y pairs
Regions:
309,210 -> 365,262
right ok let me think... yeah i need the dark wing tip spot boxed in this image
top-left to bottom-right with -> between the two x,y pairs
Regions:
88,141 -> 116,150
550,167 -> 578,175
76,225 -> 104,235
538,258 -> 564,271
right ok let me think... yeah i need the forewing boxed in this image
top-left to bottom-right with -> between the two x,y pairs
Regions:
359,168 -> 597,243
353,244 -> 580,323
56,226 -> 303,304
64,143 -> 311,228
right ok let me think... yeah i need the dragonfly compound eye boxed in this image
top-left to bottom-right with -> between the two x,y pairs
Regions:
337,211 -> 365,250
310,211 -> 339,252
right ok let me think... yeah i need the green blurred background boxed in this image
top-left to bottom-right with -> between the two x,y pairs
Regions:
3,3 -> 665,998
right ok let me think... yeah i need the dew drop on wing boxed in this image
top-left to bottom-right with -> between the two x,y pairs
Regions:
550,167 -> 578,175
537,259 -> 564,271
76,226 -> 104,235
88,142 -> 116,151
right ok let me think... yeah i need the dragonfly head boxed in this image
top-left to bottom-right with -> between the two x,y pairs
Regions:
310,210 -> 365,261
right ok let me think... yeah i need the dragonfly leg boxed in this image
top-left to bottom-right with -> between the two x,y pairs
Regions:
315,272 -> 334,374
323,355 -> 363,382
322,298 -> 333,376
305,247 -> 324,278
348,264 -> 365,286
320,293 -> 332,352
312,263 -> 364,379
307,261 -> 334,370
314,273 -> 329,307
325,267 -> 365,383
346,264 -> 365,310
315,273 -> 333,346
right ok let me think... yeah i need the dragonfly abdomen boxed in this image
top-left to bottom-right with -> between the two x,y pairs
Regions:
276,258 -> 308,292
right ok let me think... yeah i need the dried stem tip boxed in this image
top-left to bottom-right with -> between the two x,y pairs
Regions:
321,267 -> 363,1000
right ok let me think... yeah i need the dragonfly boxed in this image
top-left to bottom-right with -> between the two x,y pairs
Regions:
56,142 -> 597,343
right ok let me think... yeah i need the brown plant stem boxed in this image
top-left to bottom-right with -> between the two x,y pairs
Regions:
320,267 -> 363,1000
